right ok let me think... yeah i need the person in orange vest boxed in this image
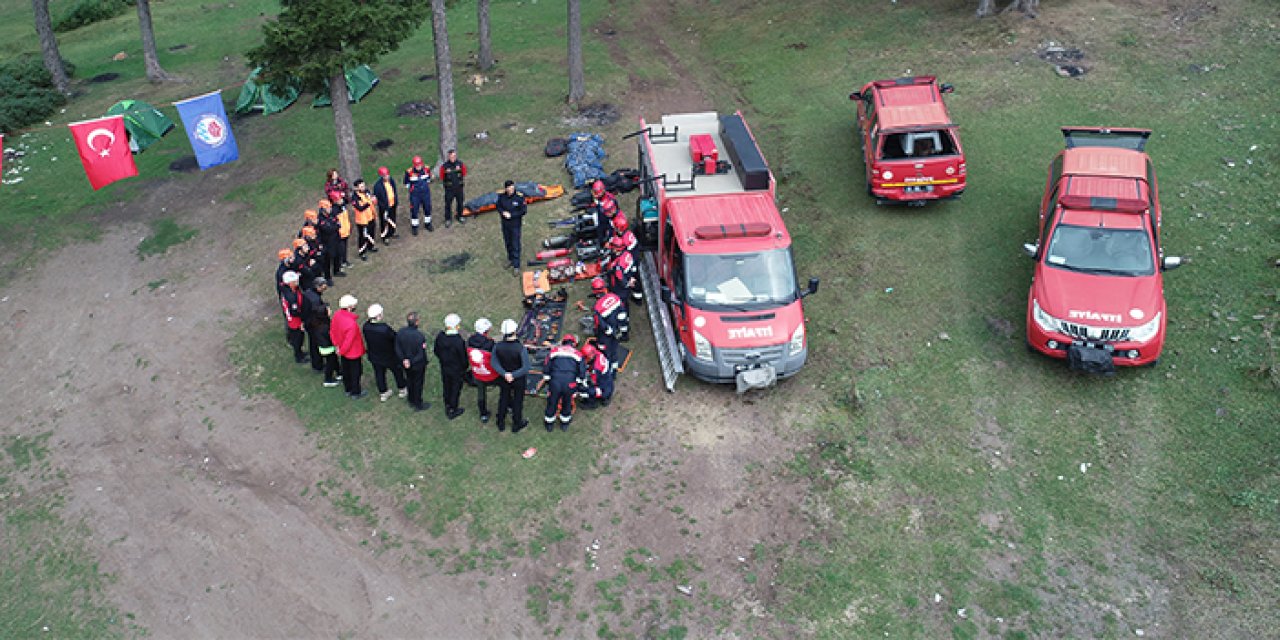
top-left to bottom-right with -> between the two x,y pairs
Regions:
335,194 -> 352,271
466,318 -> 498,423
373,166 -> 399,244
403,155 -> 433,235
351,179 -> 379,261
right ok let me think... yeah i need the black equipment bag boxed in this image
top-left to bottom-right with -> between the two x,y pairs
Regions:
1067,344 -> 1116,376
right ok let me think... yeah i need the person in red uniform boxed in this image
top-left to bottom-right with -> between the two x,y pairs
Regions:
279,271 -> 307,364
539,334 -> 586,431
577,340 -> 614,409
403,155 -> 433,234
373,166 -> 399,244
591,277 -> 626,371
330,294 -> 367,399
438,149 -> 467,227
466,318 -> 498,423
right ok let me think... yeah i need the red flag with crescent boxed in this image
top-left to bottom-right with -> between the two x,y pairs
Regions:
68,115 -> 137,191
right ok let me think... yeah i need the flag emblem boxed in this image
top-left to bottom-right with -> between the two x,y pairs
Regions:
193,114 -> 228,147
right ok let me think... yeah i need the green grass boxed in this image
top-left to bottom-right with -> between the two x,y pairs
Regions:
135,217 -> 197,259
0,433 -> 133,638
680,0 -> 1280,637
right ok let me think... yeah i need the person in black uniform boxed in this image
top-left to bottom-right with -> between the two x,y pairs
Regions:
302,278 -> 339,385
395,312 -> 431,411
363,304 -> 407,402
433,313 -> 468,420
438,149 -> 467,227
539,334 -> 586,431
490,319 -> 530,433
496,180 -> 527,272
373,166 -> 399,244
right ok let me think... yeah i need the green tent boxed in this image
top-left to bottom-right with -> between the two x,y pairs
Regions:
106,99 -> 175,153
233,68 -> 300,116
312,65 -> 380,107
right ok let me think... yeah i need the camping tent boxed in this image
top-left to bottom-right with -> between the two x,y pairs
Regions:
311,66 -> 380,107
106,99 -> 175,153
233,68 -> 300,116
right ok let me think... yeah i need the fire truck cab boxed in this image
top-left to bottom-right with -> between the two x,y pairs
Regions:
633,111 -> 819,392
849,76 -> 966,205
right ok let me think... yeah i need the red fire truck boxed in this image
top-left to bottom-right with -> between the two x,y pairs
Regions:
849,76 -> 966,205
1023,127 -> 1184,373
632,111 -> 819,392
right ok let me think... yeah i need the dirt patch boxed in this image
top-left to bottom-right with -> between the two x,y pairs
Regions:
395,101 -> 436,118
419,251 -> 473,273
563,102 -> 622,127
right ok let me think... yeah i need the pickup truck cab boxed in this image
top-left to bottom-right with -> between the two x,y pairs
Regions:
849,76 -> 966,205
1023,127 -> 1184,373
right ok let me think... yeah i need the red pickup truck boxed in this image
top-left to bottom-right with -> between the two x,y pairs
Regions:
849,76 -> 966,205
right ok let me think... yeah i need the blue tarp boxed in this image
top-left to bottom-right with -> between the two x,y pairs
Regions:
565,132 -> 607,188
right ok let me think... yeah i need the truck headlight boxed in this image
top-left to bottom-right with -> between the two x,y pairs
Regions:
692,330 -> 713,362
1128,312 -> 1162,343
881,170 -> 894,181
1032,299 -> 1060,333
789,324 -> 805,356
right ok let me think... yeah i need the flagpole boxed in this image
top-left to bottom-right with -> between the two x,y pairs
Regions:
173,89 -> 223,108
65,114 -> 124,127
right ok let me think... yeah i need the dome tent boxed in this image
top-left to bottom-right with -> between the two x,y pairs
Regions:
106,99 -> 175,153
233,67 -> 300,116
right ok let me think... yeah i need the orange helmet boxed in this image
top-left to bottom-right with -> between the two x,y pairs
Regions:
561,333 -> 578,346
277,248 -> 293,261
304,209 -> 318,221
317,198 -> 331,209
292,238 -> 307,250
612,214 -> 629,233
591,179 -> 605,196
301,226 -> 317,238
580,341 -> 598,359
591,277 -> 607,294
378,166 -> 390,177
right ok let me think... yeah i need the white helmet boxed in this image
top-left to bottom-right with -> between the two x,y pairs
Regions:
281,271 -> 299,284
444,313 -> 462,330
500,318 -> 518,336
367,303 -> 384,319
474,317 -> 492,334
338,294 -> 358,310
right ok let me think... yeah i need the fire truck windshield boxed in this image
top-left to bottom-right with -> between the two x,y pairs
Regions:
1044,224 -> 1155,276
683,248 -> 799,311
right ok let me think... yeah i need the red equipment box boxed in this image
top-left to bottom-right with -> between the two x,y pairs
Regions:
689,134 -> 718,175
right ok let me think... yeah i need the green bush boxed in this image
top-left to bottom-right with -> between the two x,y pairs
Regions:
53,0 -> 134,33
0,56 -> 69,134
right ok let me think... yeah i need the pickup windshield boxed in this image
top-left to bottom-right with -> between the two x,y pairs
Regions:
683,248 -> 799,311
1044,224 -> 1155,276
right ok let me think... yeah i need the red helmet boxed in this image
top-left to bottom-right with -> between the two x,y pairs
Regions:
561,333 -> 578,346
591,277 -> 607,294
377,166 -> 390,177
412,155 -> 423,166
580,341 -> 598,359
612,214 -> 629,233
591,180 -> 605,196
608,235 -> 628,251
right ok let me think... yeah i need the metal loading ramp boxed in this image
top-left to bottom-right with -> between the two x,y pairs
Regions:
639,251 -> 683,391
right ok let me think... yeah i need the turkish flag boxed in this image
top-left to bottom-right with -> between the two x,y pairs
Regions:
68,115 -> 137,191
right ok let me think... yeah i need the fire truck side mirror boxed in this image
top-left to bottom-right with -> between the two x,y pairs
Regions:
849,91 -> 862,101
801,277 -> 820,298
1161,256 -> 1185,271
660,285 -> 673,304
1022,243 -> 1040,259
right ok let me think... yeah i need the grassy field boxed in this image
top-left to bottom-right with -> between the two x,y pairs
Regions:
1,0 -> 1277,637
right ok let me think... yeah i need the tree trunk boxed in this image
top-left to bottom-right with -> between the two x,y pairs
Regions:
1006,0 -> 1039,16
976,0 -> 996,17
477,0 -> 493,70
136,0 -> 177,82
567,0 -> 585,104
431,0 -> 458,162
31,0 -> 70,94
330,72 -> 362,183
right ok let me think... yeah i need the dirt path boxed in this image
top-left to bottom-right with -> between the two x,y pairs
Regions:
0,174 -> 521,636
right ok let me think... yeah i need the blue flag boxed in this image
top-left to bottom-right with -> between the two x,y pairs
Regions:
174,90 -> 239,170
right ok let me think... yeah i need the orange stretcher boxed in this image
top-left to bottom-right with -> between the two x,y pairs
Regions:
462,184 -> 566,217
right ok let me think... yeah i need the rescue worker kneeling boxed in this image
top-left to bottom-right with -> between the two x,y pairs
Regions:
577,340 -> 614,409
539,334 -> 586,431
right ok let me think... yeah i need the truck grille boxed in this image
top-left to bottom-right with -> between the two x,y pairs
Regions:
721,344 -> 787,365
1058,322 -> 1131,342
